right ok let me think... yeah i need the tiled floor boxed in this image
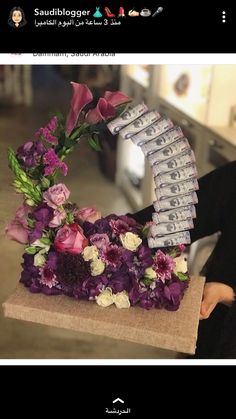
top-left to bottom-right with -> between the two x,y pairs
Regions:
0,66 -> 179,359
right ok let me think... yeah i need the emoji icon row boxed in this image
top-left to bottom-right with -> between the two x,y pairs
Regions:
93,7 -> 163,19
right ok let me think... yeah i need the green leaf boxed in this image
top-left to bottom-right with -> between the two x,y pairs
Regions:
25,246 -> 37,255
40,237 -> 51,245
176,272 -> 189,281
88,135 -> 102,152
142,276 -> 154,286
27,218 -> 35,228
66,213 -> 74,224
40,177 -> 51,190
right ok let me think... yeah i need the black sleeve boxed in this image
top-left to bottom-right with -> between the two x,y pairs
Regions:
129,161 -> 236,244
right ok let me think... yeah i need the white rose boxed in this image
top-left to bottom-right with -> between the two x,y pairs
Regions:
34,251 -> 46,267
144,267 -> 157,280
114,291 -> 131,309
82,245 -> 99,261
120,232 -> 142,252
173,256 -> 188,274
96,287 -> 114,307
91,258 -> 105,276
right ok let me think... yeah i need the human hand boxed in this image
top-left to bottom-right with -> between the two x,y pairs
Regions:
200,282 -> 235,320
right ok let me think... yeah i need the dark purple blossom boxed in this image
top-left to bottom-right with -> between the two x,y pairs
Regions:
29,203 -> 54,244
17,140 -> 46,169
138,245 -> 153,269
73,275 -> 108,300
83,218 -> 112,238
109,271 -> 132,294
101,244 -> 122,268
20,253 -> 40,287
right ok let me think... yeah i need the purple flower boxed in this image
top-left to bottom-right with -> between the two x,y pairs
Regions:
138,245 -> 153,269
28,203 -> 53,244
43,149 -> 68,177
39,265 -> 58,289
109,271 -> 132,294
20,253 -> 40,287
46,116 -> 58,132
35,116 -> 59,145
121,249 -> 134,267
129,285 -> 141,306
47,251 -> 58,270
89,233 -> 110,251
83,218 -> 112,238
101,244 -> 122,268
33,203 -> 54,225
139,290 -> 156,310
153,250 -> 175,282
109,219 -> 130,236
163,281 -> 186,311
17,141 -> 46,169
109,215 -> 142,237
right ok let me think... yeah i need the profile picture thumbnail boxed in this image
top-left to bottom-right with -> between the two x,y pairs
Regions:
8,7 -> 27,28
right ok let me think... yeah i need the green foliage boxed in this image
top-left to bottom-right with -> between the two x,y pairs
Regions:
8,148 -> 42,204
176,272 -> 188,281
88,134 -> 102,152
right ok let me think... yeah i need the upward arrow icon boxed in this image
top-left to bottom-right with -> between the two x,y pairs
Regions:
112,398 -> 124,404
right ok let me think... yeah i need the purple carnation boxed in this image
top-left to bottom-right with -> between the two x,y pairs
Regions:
153,250 -> 175,282
101,244 -> 122,268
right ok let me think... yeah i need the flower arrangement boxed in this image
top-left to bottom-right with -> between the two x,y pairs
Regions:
6,82 -> 190,311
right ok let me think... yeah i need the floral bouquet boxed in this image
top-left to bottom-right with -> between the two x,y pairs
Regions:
5,82 -> 190,311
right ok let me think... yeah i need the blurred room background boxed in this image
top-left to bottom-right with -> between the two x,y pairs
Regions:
1,64 -> 236,358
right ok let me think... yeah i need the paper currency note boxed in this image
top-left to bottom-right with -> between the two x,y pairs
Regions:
148,231 -> 191,248
154,163 -> 198,187
131,117 -> 174,146
152,205 -> 196,223
153,192 -> 198,211
107,103 -> 148,134
147,138 -> 190,166
152,149 -> 196,176
150,219 -> 194,236
155,178 -> 199,199
141,126 -> 183,154
119,111 -> 160,139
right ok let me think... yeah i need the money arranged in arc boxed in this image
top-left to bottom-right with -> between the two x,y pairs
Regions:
107,104 -> 199,248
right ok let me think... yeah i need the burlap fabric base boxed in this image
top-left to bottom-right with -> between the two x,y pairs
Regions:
3,276 -> 205,354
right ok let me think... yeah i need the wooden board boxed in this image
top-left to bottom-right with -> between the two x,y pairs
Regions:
2,276 -> 205,354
